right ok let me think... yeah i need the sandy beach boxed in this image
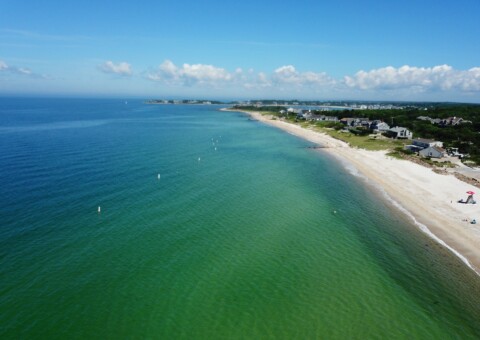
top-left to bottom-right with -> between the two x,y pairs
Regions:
227,108 -> 480,275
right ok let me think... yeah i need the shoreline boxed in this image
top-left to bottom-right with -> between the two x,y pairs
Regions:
224,108 -> 480,275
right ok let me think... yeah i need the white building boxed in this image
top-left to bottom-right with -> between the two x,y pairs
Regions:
388,126 -> 413,139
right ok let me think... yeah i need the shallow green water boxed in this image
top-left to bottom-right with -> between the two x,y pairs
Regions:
1,98 -> 479,338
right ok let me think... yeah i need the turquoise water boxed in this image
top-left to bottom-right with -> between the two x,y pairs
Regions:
1,98 -> 480,339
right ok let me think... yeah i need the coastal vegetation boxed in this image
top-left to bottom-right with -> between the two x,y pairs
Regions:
233,104 -> 480,164
327,105 -> 480,162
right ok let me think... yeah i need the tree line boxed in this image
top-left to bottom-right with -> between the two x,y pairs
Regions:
234,104 -> 480,164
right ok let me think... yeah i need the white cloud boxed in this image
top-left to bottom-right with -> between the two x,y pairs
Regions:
100,61 -> 132,76
105,59 -> 480,99
0,60 -> 46,79
343,64 -> 480,93
460,67 -> 480,92
183,63 -> 232,82
148,60 -> 337,91
236,64 -> 336,90
148,60 -> 233,86
158,59 -> 178,79
272,65 -> 335,87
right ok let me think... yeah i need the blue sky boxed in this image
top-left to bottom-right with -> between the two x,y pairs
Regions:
1,0 -> 480,102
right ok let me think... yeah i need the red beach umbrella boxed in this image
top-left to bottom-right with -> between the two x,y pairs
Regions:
466,191 -> 475,195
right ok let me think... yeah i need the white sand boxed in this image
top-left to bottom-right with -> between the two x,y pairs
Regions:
230,109 -> 480,274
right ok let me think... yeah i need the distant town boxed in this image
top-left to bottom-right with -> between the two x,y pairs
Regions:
228,100 -> 416,110
145,99 -> 223,105
145,99 -> 480,111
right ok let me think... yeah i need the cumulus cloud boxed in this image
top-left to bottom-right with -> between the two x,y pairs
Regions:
272,65 -> 335,87
145,59 -> 480,98
183,63 -> 232,82
344,64 -> 480,92
461,67 -> 480,92
147,60 -> 233,86
99,61 -> 132,76
244,72 -> 271,89
148,60 -> 338,91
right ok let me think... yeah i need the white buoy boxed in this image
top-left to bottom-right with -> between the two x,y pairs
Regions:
198,157 -> 201,162
98,206 -> 101,213
157,173 -> 161,179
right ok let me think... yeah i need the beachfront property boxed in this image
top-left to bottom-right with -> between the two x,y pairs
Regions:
385,126 -> 413,139
339,118 -> 390,132
419,146 -> 446,158
404,138 -> 449,159
404,138 -> 444,154
370,120 -> 390,133
301,110 -> 339,122
310,115 -> 339,122
340,117 -> 370,128
412,138 -> 444,149
323,116 -> 339,122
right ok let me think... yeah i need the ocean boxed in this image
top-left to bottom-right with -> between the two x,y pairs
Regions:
1,98 -> 480,339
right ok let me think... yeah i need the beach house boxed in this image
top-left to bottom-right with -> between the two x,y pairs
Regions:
340,117 -> 370,128
306,114 -> 339,122
404,138 -> 444,153
419,146 -> 445,158
340,117 -> 357,127
386,126 -> 413,139
441,117 -> 464,126
370,120 -> 390,133
412,138 -> 443,149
